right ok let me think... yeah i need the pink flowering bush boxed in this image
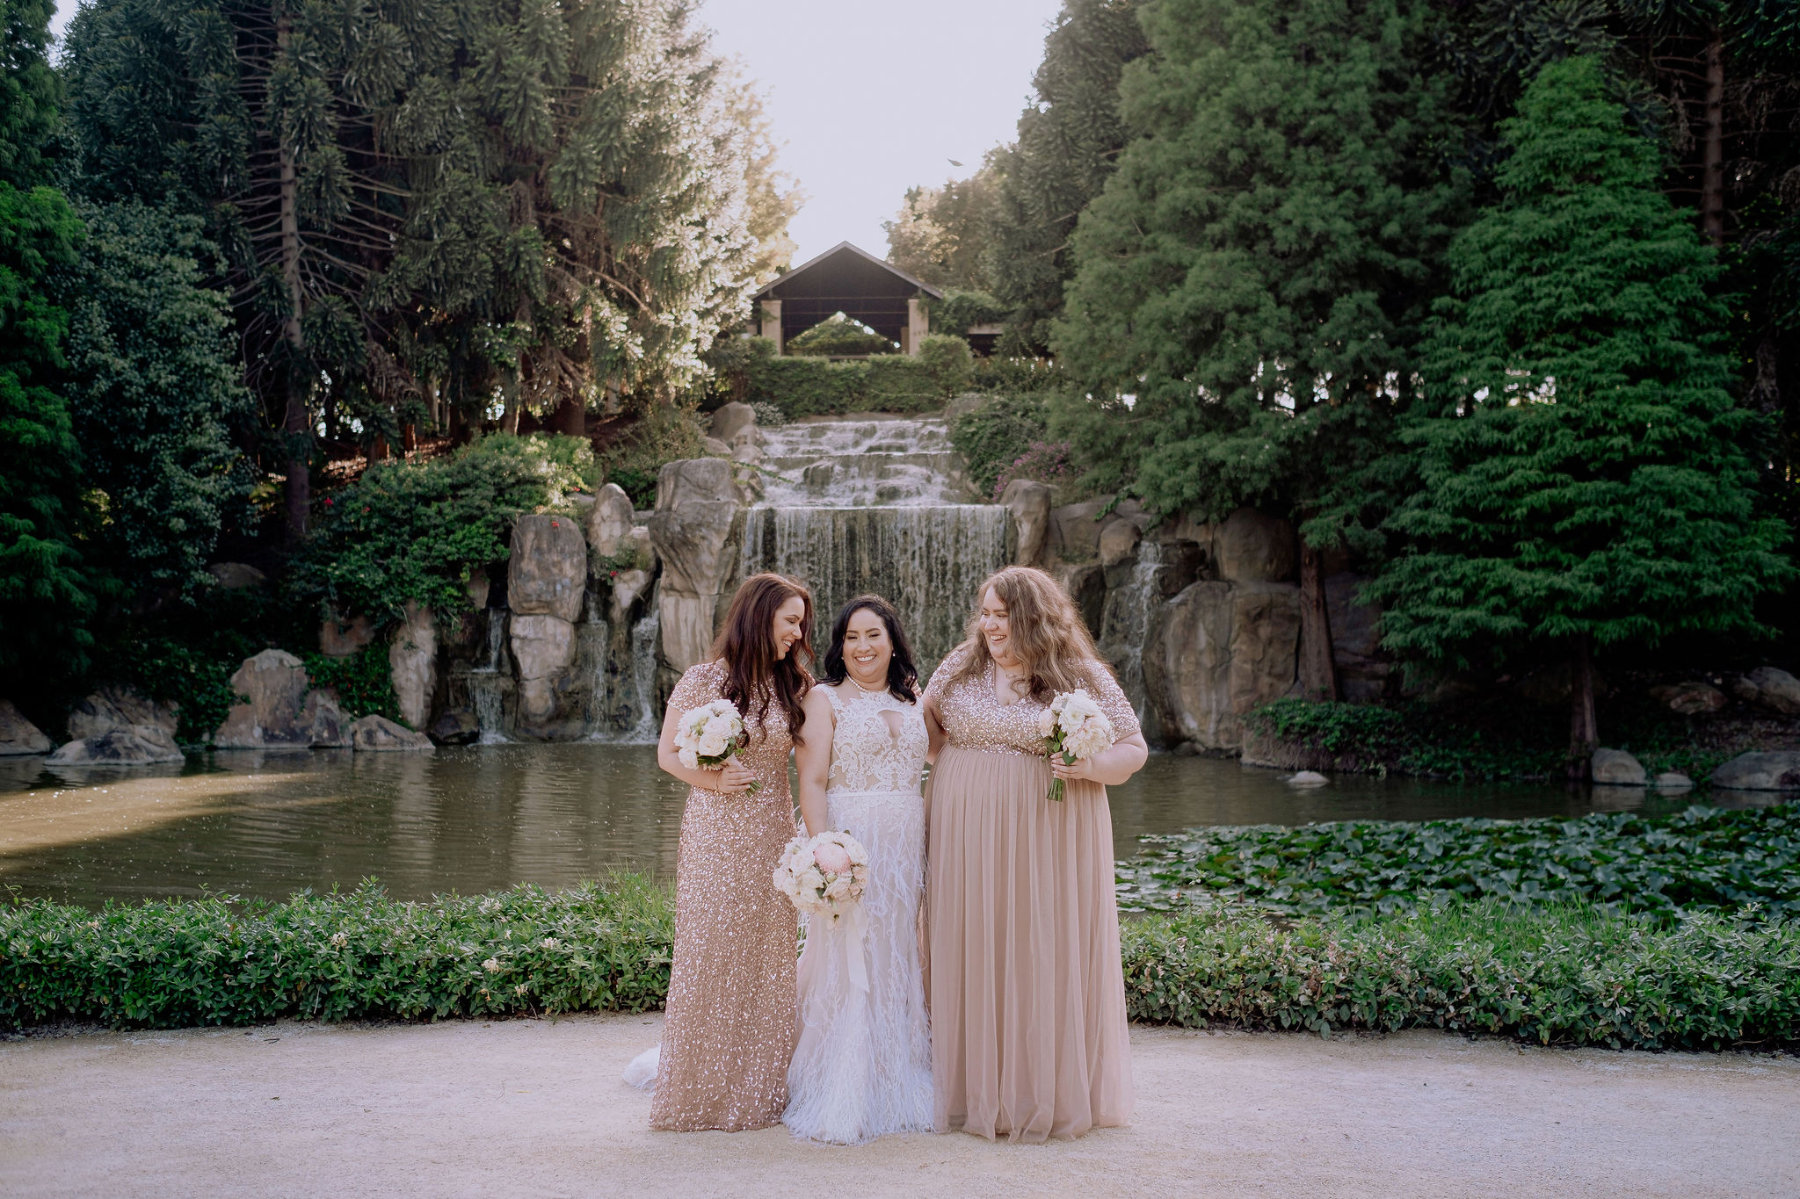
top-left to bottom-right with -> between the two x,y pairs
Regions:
992,440 -> 1073,500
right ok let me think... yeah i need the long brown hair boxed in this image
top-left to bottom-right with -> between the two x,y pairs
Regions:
711,573 -> 814,744
947,565 -> 1111,702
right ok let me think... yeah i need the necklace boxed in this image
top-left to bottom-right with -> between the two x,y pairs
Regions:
846,673 -> 885,698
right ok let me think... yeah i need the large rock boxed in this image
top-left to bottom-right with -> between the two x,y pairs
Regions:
207,562 -> 266,590
388,600 -> 437,730
1047,499 -> 1111,562
585,483 -> 636,560
319,614 -> 375,658
212,649 -> 312,750
1590,748 -> 1646,786
710,401 -> 757,445
1098,517 -> 1142,570
1650,680 -> 1726,716
304,690 -> 351,748
67,686 -> 179,741
1323,573 -> 1389,703
1144,580 -> 1301,751
349,714 -> 433,752
429,710 -> 481,745
651,459 -> 744,674
608,568 -> 652,628
510,613 -> 577,729
1052,564 -> 1106,639
1213,508 -> 1297,583
509,513 -> 588,624
1001,479 -> 1052,569
1710,752 -> 1800,791
1733,666 -> 1800,716
48,725 -> 183,766
0,699 -> 51,755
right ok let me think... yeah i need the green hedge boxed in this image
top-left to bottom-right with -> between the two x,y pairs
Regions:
714,336 -> 972,419
1123,901 -> 1800,1050
5,880 -> 1797,1049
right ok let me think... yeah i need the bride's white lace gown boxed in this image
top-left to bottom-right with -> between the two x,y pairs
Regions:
783,684 -> 934,1144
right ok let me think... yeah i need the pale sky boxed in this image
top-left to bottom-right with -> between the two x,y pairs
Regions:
50,0 -> 1065,264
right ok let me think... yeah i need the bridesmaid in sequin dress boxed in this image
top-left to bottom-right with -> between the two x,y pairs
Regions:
923,566 -> 1149,1142
646,573 -> 814,1131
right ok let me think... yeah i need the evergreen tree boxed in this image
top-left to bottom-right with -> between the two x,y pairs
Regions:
1054,0 -> 1466,695
56,202 -> 255,600
884,162 -> 1003,291
0,0 -> 94,672
985,0 -> 1148,352
1369,56 -> 1792,772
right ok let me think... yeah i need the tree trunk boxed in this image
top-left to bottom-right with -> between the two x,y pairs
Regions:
278,16 -> 310,543
1701,28 -> 1725,246
1567,633 -> 1598,780
370,434 -> 389,462
554,392 -> 585,436
1298,540 -> 1339,701
402,422 -> 418,453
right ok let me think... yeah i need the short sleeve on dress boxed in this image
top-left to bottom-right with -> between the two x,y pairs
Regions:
667,660 -> 724,716
922,645 -> 971,708
1081,660 -> 1141,742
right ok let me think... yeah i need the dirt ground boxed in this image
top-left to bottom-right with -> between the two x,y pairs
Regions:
2,1013 -> 1795,1198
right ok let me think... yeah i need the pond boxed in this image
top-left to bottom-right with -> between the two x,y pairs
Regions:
0,745 -> 1706,906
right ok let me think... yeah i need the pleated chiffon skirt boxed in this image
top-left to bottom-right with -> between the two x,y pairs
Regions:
925,745 -> 1134,1142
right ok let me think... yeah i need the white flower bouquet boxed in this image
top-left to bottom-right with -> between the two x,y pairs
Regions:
1038,688 -> 1116,802
773,830 -> 870,925
675,698 -> 757,793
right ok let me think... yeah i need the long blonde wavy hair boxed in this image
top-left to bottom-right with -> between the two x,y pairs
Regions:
945,565 -> 1112,702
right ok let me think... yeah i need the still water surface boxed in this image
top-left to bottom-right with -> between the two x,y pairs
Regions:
0,745 -> 1703,906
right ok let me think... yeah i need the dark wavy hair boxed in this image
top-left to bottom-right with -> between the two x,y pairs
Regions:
820,594 -> 919,703
711,573 -> 814,745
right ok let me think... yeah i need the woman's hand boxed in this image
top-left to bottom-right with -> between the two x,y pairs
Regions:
1049,753 -> 1100,784
716,759 -> 756,794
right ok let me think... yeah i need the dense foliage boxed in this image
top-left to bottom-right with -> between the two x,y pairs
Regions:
1123,900 -> 1800,1049
1117,803 -> 1800,921
0,0 -> 91,677
950,392 -> 1053,498
1367,58 -> 1791,758
785,315 -> 897,357
6,880 -> 1796,1050
0,879 -> 672,1029
55,201 -> 253,599
293,435 -> 594,624
711,336 -> 973,420
1055,0 -> 1465,518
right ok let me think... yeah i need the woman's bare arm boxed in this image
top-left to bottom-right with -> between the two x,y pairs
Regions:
794,688 -> 836,836
1049,731 -> 1149,788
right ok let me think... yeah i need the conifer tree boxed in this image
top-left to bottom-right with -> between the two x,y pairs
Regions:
0,0 -> 94,671
1370,56 -> 1792,773
1054,0 -> 1466,695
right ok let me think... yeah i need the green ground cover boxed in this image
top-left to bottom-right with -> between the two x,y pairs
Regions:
5,870 -> 1796,1050
1118,804 -> 1800,920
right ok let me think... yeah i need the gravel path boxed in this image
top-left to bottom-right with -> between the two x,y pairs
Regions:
2,1014 -> 1795,1198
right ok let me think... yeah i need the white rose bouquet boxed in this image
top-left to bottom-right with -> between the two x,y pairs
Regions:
1039,688 -> 1117,802
674,698 -> 757,793
772,830 -> 870,924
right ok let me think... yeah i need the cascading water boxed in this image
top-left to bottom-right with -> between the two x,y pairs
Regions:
742,416 -> 1010,672
1097,540 -> 1163,725
469,611 -> 510,743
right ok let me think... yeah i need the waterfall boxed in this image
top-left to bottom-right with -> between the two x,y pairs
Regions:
1098,540 -> 1163,726
742,416 -> 1010,674
469,608 -> 510,743
625,605 -> 662,741
579,615 -> 610,735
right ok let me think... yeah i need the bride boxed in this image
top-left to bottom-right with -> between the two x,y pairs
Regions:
783,594 -> 933,1144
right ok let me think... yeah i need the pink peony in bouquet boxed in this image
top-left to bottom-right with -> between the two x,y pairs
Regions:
1038,688 -> 1116,802
773,830 -> 870,924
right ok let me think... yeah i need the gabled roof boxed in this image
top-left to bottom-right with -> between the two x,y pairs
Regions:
752,241 -> 944,302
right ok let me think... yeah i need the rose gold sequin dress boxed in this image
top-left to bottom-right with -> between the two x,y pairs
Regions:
923,647 -> 1139,1142
650,659 -> 799,1132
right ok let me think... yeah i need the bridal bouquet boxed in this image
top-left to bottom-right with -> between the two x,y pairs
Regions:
675,698 -> 757,793
1039,689 -> 1116,802
773,831 -> 870,925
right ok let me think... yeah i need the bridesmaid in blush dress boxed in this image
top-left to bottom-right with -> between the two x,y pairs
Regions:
922,566 -> 1150,1142
645,572 -> 814,1132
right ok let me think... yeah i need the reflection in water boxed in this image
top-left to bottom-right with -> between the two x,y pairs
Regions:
0,745 -> 1723,906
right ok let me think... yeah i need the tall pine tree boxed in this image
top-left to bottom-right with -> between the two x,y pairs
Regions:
1054,0 -> 1466,695
1370,55 -> 1791,773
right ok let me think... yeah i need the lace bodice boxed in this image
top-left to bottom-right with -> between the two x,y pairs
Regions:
924,646 -> 1141,755
821,684 -> 928,794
